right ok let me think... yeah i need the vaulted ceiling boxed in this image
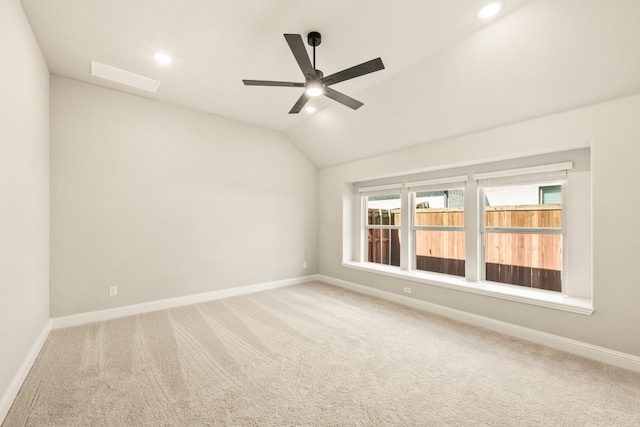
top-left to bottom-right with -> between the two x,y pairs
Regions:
20,0 -> 640,168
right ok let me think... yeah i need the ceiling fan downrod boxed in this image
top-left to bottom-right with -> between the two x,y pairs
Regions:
307,31 -> 321,71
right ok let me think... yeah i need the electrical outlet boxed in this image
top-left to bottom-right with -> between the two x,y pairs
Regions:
403,287 -> 412,294
109,286 -> 118,297
303,261 -> 308,269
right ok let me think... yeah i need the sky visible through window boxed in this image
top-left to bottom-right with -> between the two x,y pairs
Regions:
485,184 -> 540,206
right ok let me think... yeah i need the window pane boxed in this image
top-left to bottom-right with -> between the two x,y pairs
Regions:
415,189 -> 464,208
367,195 -> 401,226
485,232 -> 562,291
415,189 -> 464,226
485,184 -> 561,228
367,228 -> 400,266
415,230 -> 465,277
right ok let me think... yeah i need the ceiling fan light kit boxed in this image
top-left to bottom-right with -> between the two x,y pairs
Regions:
305,81 -> 324,97
243,31 -> 385,114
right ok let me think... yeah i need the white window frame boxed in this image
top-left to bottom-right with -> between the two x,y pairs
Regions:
476,165 -> 569,293
408,176 -> 467,276
344,151 -> 593,315
359,185 -> 402,268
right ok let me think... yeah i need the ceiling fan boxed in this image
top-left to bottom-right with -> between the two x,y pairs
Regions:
243,32 -> 385,114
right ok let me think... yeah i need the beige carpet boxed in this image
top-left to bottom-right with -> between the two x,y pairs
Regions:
4,281 -> 640,426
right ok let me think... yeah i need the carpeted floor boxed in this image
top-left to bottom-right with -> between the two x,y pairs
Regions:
4,281 -> 640,426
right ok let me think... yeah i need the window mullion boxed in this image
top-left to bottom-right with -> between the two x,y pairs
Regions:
359,196 -> 367,263
561,179 -> 568,295
465,179 -> 479,282
400,187 -> 410,270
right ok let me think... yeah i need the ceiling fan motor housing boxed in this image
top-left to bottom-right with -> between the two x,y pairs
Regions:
307,31 -> 321,47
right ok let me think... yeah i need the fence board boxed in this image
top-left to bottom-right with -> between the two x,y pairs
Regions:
416,256 -> 465,277
486,233 -> 561,270
485,263 -> 562,292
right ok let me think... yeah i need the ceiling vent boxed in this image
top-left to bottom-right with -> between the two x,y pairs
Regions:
90,60 -> 160,93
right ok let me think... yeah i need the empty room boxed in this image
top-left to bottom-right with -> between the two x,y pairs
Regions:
2,0 -> 640,425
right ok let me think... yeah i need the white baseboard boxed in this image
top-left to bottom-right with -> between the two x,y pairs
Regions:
52,275 -> 320,329
317,274 -> 640,373
0,320 -> 52,424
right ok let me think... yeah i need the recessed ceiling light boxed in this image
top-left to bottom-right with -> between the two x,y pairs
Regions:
305,106 -> 316,113
154,52 -> 173,65
477,1 -> 504,19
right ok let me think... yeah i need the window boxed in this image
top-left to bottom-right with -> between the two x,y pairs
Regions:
411,182 -> 465,276
482,181 -> 564,291
347,149 -> 592,312
362,188 -> 401,267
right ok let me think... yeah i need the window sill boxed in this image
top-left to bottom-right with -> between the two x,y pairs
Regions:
342,261 -> 593,315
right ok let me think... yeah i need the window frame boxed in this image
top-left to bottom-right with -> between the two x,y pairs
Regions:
360,185 -> 402,269
346,150 -> 592,315
479,178 -> 567,291
410,186 -> 466,276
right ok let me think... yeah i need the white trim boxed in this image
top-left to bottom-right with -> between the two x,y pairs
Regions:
317,274 -> 640,373
473,161 -> 573,181
342,261 -> 592,315
51,275 -> 319,329
0,320 -> 52,424
347,142 -> 590,184
406,174 -> 468,189
358,183 -> 402,194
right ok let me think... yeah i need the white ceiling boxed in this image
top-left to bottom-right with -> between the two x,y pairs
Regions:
20,0 -> 640,168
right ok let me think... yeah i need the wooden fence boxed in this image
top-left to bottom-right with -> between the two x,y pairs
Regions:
486,204 -> 561,228
367,205 -> 562,291
367,229 -> 400,267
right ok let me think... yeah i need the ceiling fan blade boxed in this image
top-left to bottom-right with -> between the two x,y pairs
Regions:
322,58 -> 385,86
284,34 -> 317,81
324,87 -> 364,110
243,80 -> 305,87
289,92 -> 310,114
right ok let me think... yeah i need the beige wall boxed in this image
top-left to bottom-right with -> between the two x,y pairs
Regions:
0,0 -> 50,409
318,93 -> 640,357
50,76 -> 317,317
